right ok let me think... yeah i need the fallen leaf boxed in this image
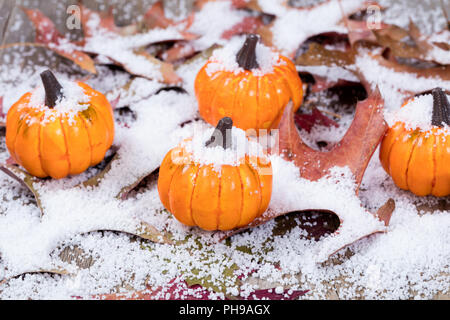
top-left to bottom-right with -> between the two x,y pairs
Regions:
143,1 -> 197,40
221,16 -> 264,40
133,50 -> 181,84
93,278 -> 217,300
133,222 -> 173,244
244,288 -> 308,300
370,21 -> 450,65
79,6 -> 183,83
257,0 -> 373,57
59,245 -> 94,269
0,164 -> 44,215
280,90 -> 386,187
80,153 -> 119,189
22,8 -> 96,73
0,268 -> 70,286
94,222 -> 173,245
295,107 -> 339,133
296,42 -> 354,67
80,6 -> 138,39
161,42 -> 196,62
376,198 -> 395,226
219,89 -> 391,262
92,277 -> 307,300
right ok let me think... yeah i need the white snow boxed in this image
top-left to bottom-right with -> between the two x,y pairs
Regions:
258,0 -> 367,56
205,36 -> 284,76
0,0 -> 449,301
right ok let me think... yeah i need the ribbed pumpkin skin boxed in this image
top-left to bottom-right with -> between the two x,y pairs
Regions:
195,56 -> 303,131
6,82 -> 114,179
157,144 -> 272,231
379,123 -> 450,197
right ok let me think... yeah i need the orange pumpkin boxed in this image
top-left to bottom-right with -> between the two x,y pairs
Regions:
6,70 -> 115,179
195,34 -> 303,131
380,88 -> 450,197
158,117 -> 272,231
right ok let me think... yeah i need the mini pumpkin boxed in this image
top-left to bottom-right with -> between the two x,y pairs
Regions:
380,88 -> 450,197
195,34 -> 303,131
6,70 -> 114,179
158,117 -> 272,231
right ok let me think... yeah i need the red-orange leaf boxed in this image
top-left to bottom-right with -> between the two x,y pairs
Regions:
294,107 -> 339,133
161,42 -> 196,62
22,8 -> 96,74
143,1 -> 197,40
280,89 -> 386,189
221,16 -> 264,39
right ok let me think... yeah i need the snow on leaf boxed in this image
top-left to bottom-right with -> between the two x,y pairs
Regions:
295,42 -> 360,91
79,6 -> 138,39
353,50 -> 450,110
256,0 -> 372,57
22,8 -> 96,74
161,42 -> 196,62
132,50 -> 181,84
143,1 -> 197,40
372,21 -> 450,65
96,222 -> 173,245
219,89 -> 391,262
59,245 -> 94,269
0,164 -> 44,215
78,152 -> 157,202
93,276 -> 306,300
79,6 -> 183,83
0,268 -> 70,286
344,19 -> 386,45
183,251 -> 239,296
133,222 -> 173,244
296,42 -> 354,67
280,90 -> 386,186
105,77 -> 165,110
80,153 -> 119,189
92,278 -> 218,300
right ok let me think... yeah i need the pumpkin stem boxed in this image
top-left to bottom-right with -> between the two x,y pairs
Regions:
205,117 -> 233,149
432,87 -> 450,127
40,69 -> 63,108
236,34 -> 260,70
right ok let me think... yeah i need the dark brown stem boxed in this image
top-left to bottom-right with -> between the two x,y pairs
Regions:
40,69 -> 63,108
236,34 -> 259,70
432,87 -> 450,127
205,117 -> 233,149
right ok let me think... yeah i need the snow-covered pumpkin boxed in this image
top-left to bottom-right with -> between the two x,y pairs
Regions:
194,34 -> 303,131
158,117 -> 272,231
380,88 -> 450,197
6,70 -> 115,179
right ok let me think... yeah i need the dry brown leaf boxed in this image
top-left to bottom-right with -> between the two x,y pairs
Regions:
0,164 -> 44,215
0,268 -> 70,286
